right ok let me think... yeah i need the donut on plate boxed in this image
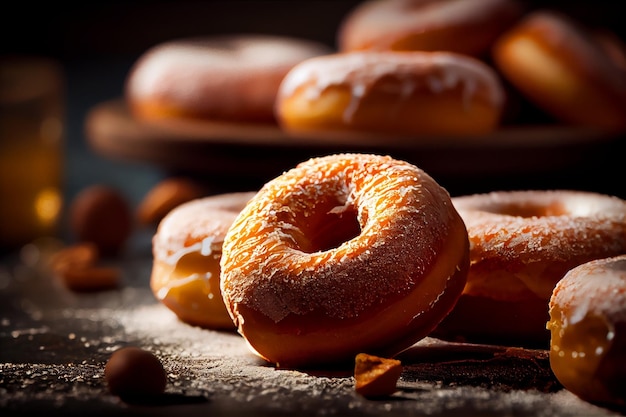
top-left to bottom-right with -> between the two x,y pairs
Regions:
338,0 -> 525,57
548,255 -> 626,407
220,153 -> 469,368
126,34 -> 332,123
151,191 -> 256,329
493,10 -> 626,130
433,190 -> 626,347
275,51 -> 505,137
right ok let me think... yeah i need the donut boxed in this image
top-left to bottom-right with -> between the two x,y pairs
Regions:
219,153 -> 469,368
125,34 -> 331,123
433,190 -> 626,347
548,255 -> 626,407
151,191 -> 256,329
275,51 -> 505,137
337,0 -> 525,57
492,10 -> 626,130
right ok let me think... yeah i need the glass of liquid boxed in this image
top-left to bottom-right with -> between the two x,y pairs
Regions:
1,56 -> 64,251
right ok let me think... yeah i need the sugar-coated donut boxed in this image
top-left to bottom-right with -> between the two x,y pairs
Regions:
151,191 -> 256,329
493,11 -> 626,130
433,190 -> 626,347
126,35 -> 332,123
338,0 -> 524,57
548,255 -> 626,407
275,51 -> 505,137
220,154 -> 469,368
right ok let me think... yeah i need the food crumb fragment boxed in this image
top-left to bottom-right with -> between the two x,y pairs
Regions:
354,352 -> 402,398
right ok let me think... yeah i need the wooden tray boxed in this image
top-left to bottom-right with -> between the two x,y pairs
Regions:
85,99 -> 619,186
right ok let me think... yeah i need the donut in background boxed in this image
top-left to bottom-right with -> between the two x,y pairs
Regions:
338,0 -> 525,57
275,51 -> 505,137
493,10 -> 626,130
125,34 -> 332,124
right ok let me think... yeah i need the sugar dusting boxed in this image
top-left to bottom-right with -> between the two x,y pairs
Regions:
553,255 -> 626,323
453,190 -> 626,300
277,51 -> 504,123
221,154 -> 459,323
129,35 -> 331,101
0,241 -> 614,416
153,192 -> 256,263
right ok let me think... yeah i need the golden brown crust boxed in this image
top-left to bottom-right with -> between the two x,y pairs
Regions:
548,255 -> 626,407
150,192 -> 256,329
435,190 -> 626,346
455,190 -> 626,300
275,51 -> 505,136
220,154 -> 469,367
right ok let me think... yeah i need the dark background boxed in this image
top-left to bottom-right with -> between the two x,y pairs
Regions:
4,1 -> 625,61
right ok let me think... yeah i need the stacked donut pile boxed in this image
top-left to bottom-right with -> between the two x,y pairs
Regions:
121,0 -> 626,409
125,0 -> 626,137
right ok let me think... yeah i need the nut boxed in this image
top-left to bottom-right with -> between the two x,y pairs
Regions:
48,242 -> 99,274
57,264 -> 120,292
354,353 -> 403,398
48,242 -> 120,292
136,177 -> 206,226
105,346 -> 167,401
69,185 -> 132,255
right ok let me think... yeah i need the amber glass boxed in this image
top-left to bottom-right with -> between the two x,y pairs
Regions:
0,56 -> 64,250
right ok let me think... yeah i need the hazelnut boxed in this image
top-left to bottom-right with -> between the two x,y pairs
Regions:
136,177 -> 206,226
69,185 -> 132,255
48,242 -> 99,274
104,346 -> 167,400
48,243 -> 120,292
354,353 -> 403,398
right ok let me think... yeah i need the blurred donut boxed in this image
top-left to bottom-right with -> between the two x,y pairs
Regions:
126,35 -> 331,123
493,10 -> 626,130
338,0 -> 524,57
275,51 -> 505,137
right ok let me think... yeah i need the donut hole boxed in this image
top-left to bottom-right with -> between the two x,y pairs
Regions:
484,201 -> 568,217
299,199 -> 361,253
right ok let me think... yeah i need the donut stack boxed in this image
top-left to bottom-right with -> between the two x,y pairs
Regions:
125,0 -> 626,138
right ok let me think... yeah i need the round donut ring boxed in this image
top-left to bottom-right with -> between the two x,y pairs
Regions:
151,192 -> 256,329
275,51 -> 505,137
125,34 -> 332,123
338,0 -> 525,57
493,10 -> 626,130
220,153 -> 469,368
548,255 -> 626,407
434,190 -> 626,346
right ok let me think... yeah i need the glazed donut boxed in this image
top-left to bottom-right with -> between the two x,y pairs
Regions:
220,153 -> 469,368
492,11 -> 626,130
275,51 -> 505,137
126,34 -> 331,123
548,255 -> 626,407
433,190 -> 626,346
151,191 -> 256,329
338,0 -> 524,57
